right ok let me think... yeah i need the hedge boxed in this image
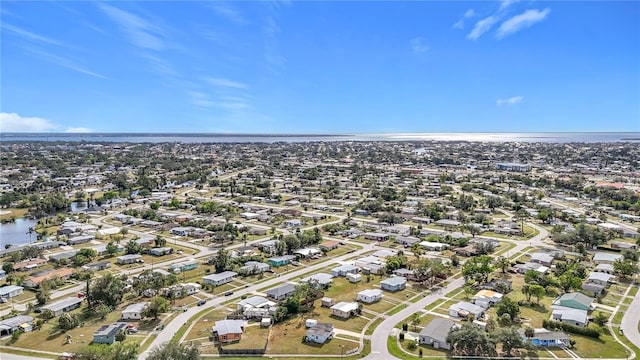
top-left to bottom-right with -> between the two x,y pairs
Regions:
542,319 -> 600,338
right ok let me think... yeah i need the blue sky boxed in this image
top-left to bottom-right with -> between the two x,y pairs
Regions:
1,1 -> 638,133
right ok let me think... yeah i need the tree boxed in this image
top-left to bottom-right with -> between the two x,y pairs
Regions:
88,274 -> 125,308
213,248 -> 229,273
524,326 -> 535,341
446,323 -> 497,357
614,259 -> 639,280
496,297 -> 520,321
494,327 -> 525,356
593,312 -> 608,326
106,241 -> 120,257
36,280 -> 51,305
2,262 -> 14,274
96,303 -> 111,320
411,313 -> 421,332
58,312 -> 79,331
557,273 -> 582,293
144,297 -> 170,320
462,255 -> 493,283
154,235 -> 166,248
495,256 -> 510,274
528,284 -> 546,304
147,340 -> 200,360
75,342 -> 139,360
125,240 -> 141,255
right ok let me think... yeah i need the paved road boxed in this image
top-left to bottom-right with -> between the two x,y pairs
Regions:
363,221 -> 549,360
0,352 -> 52,360
139,243 -> 375,359
620,278 -> 640,350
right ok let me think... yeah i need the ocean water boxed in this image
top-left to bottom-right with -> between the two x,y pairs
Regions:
0,132 -> 638,143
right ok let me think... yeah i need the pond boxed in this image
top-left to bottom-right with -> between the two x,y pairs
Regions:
0,217 -> 39,248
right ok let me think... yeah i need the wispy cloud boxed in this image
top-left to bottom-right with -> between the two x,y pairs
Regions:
410,37 -> 429,53
24,46 -> 108,79
497,96 -> 524,106
97,3 -> 165,50
453,9 -> 476,30
206,77 -> 249,89
211,2 -> 248,25
464,9 -> 475,18
0,112 -> 57,132
500,0 -> 520,11
262,1 -> 290,74
2,23 -> 65,47
497,9 -> 551,39
467,16 -> 499,40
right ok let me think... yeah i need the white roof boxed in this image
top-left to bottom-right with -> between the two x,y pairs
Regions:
358,289 -> 383,297
331,301 -> 359,312
123,302 -> 149,313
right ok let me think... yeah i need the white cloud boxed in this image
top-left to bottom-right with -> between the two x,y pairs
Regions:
98,3 -> 165,50
410,37 -> 429,53
467,16 -> 498,40
0,112 -> 57,132
206,77 -> 248,89
2,23 -> 65,47
464,9 -> 475,18
211,3 -> 248,25
500,0 -> 520,11
65,127 -> 92,133
496,96 -> 524,106
24,47 -> 108,79
453,20 -> 464,30
497,9 -> 551,38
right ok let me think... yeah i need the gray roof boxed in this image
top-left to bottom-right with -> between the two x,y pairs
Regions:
94,322 -> 127,337
307,323 -> 333,337
0,315 -> 33,328
0,285 -> 24,296
381,276 -> 407,286
419,317 -> 455,344
238,296 -> 271,308
266,282 -> 297,297
203,271 -> 238,282
41,297 -> 83,312
213,319 -> 245,335
123,302 -> 149,313
553,306 -> 588,324
588,272 -> 614,282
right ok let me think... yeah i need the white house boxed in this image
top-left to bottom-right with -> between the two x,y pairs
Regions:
587,272 -> 614,286
122,302 -> 149,320
357,289 -> 383,304
331,264 -> 359,277
306,323 -> 334,344
202,271 -> 238,286
347,273 -> 362,283
237,296 -> 277,318
449,301 -> 485,319
0,285 -> 24,299
380,276 -> 407,292
330,302 -> 360,319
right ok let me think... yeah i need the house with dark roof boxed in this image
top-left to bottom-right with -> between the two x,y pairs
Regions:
419,317 -> 456,350
212,319 -> 246,343
305,323 -> 334,344
93,322 -> 128,344
380,276 -> 407,292
266,282 -> 297,301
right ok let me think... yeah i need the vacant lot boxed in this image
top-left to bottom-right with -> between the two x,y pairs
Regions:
266,317 -> 359,355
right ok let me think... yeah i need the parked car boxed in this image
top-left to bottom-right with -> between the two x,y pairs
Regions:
197,299 -> 207,306
224,291 -> 234,296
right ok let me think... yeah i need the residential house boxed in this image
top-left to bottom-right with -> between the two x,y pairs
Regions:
22,268 -> 74,289
212,319 -> 246,343
552,307 -> 588,327
380,276 -> 407,292
294,248 -> 322,259
116,254 -> 142,265
330,302 -> 360,319
395,236 -> 421,247
521,329 -> 570,347
49,250 -> 78,263
582,282 -> 607,297
0,315 -> 33,336
267,255 -> 296,267
266,282 -> 297,301
203,271 -> 238,286
363,232 -> 390,241
306,323 -> 334,344
239,261 -> 270,275
595,264 -> 615,274
237,296 -> 277,319
347,273 -> 362,283
319,240 -> 339,251
283,219 -> 305,228
169,259 -> 199,273
122,302 -> 149,320
331,264 -> 360,277
0,285 -> 24,299
593,252 -> 623,265
472,290 -> 503,308
514,262 -> 549,274
83,260 -> 111,271
480,279 -> 513,293
149,247 -> 173,256
301,273 -> 333,289
418,317 -> 456,350
530,253 -> 554,266
552,292 -> 594,311
93,322 -> 128,344
67,235 -> 94,245
449,301 -> 485,319
419,241 -> 448,251
13,258 -> 47,272
41,297 -> 83,317
587,271 -> 614,286
357,289 -> 383,304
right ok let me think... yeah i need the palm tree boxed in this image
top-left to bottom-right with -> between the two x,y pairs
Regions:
26,227 -> 35,244
496,256 -> 511,274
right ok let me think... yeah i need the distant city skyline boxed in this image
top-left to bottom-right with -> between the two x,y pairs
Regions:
1,1 -> 638,133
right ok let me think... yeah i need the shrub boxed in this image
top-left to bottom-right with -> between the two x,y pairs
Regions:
399,332 -> 405,341
407,340 -> 418,351
402,323 -> 408,331
542,319 -> 600,338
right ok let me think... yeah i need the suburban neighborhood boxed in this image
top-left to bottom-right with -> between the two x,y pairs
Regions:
0,140 -> 639,360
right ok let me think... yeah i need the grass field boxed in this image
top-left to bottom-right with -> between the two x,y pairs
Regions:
266,317 -> 359,355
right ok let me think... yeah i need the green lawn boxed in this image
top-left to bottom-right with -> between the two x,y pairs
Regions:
266,317 -> 359,355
